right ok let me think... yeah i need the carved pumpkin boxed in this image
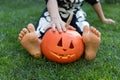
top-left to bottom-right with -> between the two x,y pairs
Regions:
41,29 -> 84,63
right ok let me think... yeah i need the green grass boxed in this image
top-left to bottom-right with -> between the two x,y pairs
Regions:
0,0 -> 120,80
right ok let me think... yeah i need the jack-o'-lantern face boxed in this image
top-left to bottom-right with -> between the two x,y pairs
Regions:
41,29 -> 84,63
51,37 -> 75,59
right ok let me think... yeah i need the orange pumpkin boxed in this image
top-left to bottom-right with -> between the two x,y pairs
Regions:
41,29 -> 84,63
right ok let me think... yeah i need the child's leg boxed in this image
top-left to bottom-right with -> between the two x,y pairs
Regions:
82,26 -> 101,60
18,9 -> 51,58
18,23 -> 42,58
71,10 -> 101,60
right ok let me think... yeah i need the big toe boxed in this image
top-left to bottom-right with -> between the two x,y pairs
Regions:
27,23 -> 35,32
83,26 -> 89,33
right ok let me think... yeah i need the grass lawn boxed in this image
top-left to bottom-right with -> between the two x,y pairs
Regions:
0,0 -> 120,80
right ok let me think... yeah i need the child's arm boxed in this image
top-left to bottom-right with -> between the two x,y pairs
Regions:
93,2 -> 115,24
46,0 -> 66,32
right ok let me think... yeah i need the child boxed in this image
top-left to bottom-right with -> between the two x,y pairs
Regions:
18,0 -> 115,60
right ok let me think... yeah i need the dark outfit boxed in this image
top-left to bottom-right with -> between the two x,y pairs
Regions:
35,0 -> 99,38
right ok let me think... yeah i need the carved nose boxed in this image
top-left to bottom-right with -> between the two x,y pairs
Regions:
63,49 -> 67,51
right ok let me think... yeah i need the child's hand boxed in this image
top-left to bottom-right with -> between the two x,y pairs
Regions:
102,18 -> 115,24
43,18 -> 67,32
50,18 -> 66,32
43,17 -> 76,32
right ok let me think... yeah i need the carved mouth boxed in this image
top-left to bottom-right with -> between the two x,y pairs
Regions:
50,51 -> 75,59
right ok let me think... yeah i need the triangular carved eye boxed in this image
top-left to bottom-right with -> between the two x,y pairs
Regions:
57,38 -> 62,47
69,41 -> 74,49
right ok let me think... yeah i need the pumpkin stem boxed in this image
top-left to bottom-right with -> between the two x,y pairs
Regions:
65,13 -> 73,28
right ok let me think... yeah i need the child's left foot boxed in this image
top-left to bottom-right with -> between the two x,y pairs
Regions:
82,26 -> 101,60
18,24 -> 41,58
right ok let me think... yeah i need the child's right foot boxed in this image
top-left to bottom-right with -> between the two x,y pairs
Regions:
18,23 -> 41,58
82,26 -> 101,60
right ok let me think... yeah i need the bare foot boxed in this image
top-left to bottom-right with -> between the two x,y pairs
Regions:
18,23 -> 41,58
82,26 -> 101,60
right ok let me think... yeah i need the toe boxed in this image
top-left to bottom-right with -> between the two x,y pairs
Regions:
22,28 -> 28,34
90,26 -> 96,33
96,31 -> 101,37
83,26 -> 89,33
19,28 -> 28,38
90,27 -> 101,37
18,28 -> 28,41
19,33 -> 23,38
27,23 -> 35,32
18,34 -> 23,41
95,30 -> 100,37
18,36 -> 22,41
20,28 -> 28,36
